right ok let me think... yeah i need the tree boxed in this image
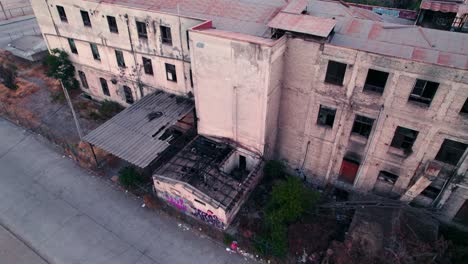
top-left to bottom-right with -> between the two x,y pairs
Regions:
43,49 -> 79,90
0,63 -> 18,90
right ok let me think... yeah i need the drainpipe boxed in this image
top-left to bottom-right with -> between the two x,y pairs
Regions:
353,105 -> 384,189
176,4 -> 188,94
124,14 -> 144,99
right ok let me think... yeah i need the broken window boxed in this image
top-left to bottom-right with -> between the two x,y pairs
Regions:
435,139 -> 467,166
461,98 -> 468,114
351,115 -> 374,138
142,57 -> 153,75
408,79 -> 439,106
123,85 -> 134,104
90,43 -> 100,61
100,78 -> 110,96
80,10 -> 92,27
377,171 -> 398,184
136,21 -> 147,39
390,126 -> 418,152
78,71 -> 88,89
325,60 -> 346,86
68,38 -> 78,54
363,69 -> 389,94
56,5 -> 67,22
160,25 -> 172,45
317,105 -> 336,128
165,63 -> 177,82
107,16 -> 118,33
115,50 -> 125,68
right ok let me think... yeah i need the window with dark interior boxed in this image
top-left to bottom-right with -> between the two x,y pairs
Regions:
80,10 -> 92,27
160,26 -> 172,45
421,185 -> 441,199
68,38 -> 78,54
115,50 -> 125,68
435,139 -> 467,166
78,71 -> 88,89
390,126 -> 419,152
123,85 -> 134,104
142,57 -> 153,75
136,21 -> 147,39
90,43 -> 100,61
377,171 -> 399,184
317,105 -> 336,128
189,69 -> 193,87
408,79 -> 439,106
56,6 -> 67,22
325,60 -> 346,85
461,98 -> 468,114
107,16 -> 118,33
100,78 -> 110,96
351,115 -> 374,138
363,69 -> 389,94
186,30 -> 190,49
165,63 -> 177,82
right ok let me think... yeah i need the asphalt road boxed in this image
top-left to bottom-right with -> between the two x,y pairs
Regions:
0,118 -> 246,264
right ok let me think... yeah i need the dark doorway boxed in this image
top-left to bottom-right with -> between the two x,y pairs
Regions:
339,158 -> 359,184
239,155 -> 246,171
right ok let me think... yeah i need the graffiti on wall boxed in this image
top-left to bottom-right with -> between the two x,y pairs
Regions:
192,209 -> 225,229
163,192 -> 189,212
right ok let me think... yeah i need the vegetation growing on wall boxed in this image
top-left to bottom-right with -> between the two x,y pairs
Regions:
43,49 -> 79,90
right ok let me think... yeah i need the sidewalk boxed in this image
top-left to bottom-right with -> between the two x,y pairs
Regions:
0,225 -> 48,264
0,118 -> 247,264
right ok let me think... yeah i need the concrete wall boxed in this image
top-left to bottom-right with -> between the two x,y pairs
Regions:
31,0 -> 201,104
276,35 -> 468,200
189,30 -> 285,155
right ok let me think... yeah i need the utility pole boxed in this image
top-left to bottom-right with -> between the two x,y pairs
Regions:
60,81 -> 83,139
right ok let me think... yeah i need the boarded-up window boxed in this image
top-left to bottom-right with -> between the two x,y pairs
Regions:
165,63 -> 177,82
339,158 -> 359,184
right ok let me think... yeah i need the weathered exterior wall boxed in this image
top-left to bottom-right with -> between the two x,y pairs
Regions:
277,35 -> 468,204
189,31 -> 285,155
31,0 -> 200,105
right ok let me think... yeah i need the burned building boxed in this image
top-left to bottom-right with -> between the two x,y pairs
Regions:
32,0 -> 468,227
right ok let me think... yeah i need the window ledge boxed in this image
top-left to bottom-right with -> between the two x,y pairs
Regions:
324,81 -> 343,87
316,123 -> 333,129
407,100 -> 431,108
387,146 -> 408,158
349,133 -> 368,145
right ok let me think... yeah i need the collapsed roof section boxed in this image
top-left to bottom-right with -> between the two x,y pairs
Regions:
83,91 -> 194,168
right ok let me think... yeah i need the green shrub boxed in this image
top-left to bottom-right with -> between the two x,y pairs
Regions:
118,166 -> 142,188
99,100 -> 124,119
263,160 -> 286,181
43,49 -> 79,90
223,233 -> 235,245
0,64 -> 18,90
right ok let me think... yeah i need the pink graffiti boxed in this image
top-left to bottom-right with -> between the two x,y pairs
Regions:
166,195 -> 187,212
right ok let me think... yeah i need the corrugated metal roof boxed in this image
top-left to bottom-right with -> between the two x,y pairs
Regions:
83,92 -> 194,168
282,0 -> 308,14
420,0 -> 460,13
268,12 -> 336,37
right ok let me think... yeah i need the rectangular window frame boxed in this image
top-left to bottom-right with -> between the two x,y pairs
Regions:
408,79 -> 439,106
115,50 -> 126,68
56,5 -> 67,22
123,85 -> 134,104
136,21 -> 148,39
80,10 -> 92,27
68,38 -> 78,54
363,69 -> 389,94
142,57 -> 153,75
100,78 -> 110,96
90,43 -> 100,61
351,115 -> 375,138
377,171 -> 399,184
390,126 -> 419,151
160,26 -> 172,45
78,71 -> 88,89
107,16 -> 118,33
324,60 -> 347,86
460,98 -> 468,115
165,63 -> 177,82
317,105 -> 337,128
435,139 -> 468,166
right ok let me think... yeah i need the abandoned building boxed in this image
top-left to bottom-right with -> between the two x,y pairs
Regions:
31,0 -> 468,228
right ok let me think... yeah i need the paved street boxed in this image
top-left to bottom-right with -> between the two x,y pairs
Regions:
0,15 -> 40,48
0,118 -> 246,264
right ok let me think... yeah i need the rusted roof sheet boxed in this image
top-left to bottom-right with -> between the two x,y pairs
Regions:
420,0 -> 460,13
268,12 -> 336,37
282,0 -> 308,14
83,92 -> 194,168
85,0 -> 285,37
332,18 -> 468,69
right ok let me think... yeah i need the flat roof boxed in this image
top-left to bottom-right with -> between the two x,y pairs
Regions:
268,12 -> 336,37
83,91 -> 194,168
